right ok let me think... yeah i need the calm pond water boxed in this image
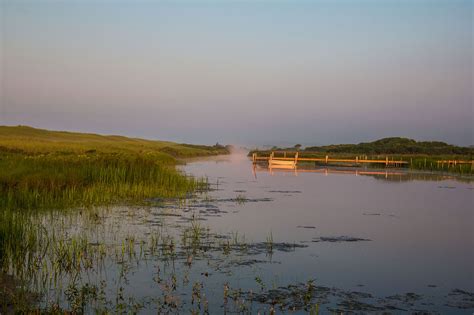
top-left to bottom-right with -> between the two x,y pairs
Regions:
179,153 -> 474,313
19,153 -> 474,313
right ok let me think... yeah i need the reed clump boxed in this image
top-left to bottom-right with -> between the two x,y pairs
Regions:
0,210 -> 36,270
0,152 -> 200,210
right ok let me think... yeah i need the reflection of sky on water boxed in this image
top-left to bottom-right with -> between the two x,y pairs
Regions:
32,153 -> 473,312
252,163 -> 472,183
182,154 -> 474,298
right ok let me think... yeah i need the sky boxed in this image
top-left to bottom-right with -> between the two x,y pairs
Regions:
0,0 -> 472,146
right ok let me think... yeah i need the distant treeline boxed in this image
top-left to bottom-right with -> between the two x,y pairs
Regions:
283,138 -> 472,155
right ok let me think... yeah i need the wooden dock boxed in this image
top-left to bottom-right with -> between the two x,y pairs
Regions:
252,151 -> 409,168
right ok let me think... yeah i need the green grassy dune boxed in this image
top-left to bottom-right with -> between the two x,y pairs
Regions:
0,125 -> 229,210
0,125 -> 228,158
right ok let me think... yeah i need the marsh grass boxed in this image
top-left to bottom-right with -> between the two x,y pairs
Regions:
0,211 -> 36,270
265,231 -> 274,254
235,194 -> 247,205
0,201 -> 303,313
0,152 -> 200,210
0,126 -> 229,310
0,126 -> 229,211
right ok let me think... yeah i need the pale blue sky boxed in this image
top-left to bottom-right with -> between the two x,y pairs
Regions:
1,0 -> 472,146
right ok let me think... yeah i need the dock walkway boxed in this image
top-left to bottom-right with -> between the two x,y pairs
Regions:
252,151 -> 409,168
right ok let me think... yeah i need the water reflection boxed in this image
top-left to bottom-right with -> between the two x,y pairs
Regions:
181,153 -> 473,313
252,163 -> 472,183
12,152 -> 469,313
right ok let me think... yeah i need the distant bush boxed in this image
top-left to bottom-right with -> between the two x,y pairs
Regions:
304,137 -> 473,155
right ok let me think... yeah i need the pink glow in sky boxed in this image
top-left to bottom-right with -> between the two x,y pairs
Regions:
1,0 -> 472,145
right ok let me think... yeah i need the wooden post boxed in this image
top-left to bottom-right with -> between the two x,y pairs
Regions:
386,156 -> 388,166
356,156 -> 358,164
325,155 -> 328,164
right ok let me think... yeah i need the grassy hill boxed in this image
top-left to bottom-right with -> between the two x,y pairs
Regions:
0,126 -> 229,210
304,137 -> 473,155
0,125 -> 229,158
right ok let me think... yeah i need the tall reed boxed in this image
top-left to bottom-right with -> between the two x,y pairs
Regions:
0,152 -> 202,211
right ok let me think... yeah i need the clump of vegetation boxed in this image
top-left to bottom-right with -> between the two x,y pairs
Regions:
0,211 -> 36,269
0,152 -> 200,210
304,137 -> 473,155
235,194 -> 247,205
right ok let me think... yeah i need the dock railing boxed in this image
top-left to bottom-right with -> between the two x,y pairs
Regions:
252,151 -> 409,167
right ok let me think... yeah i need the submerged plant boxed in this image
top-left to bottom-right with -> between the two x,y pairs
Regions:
235,194 -> 247,205
255,277 -> 265,292
266,231 -> 274,254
